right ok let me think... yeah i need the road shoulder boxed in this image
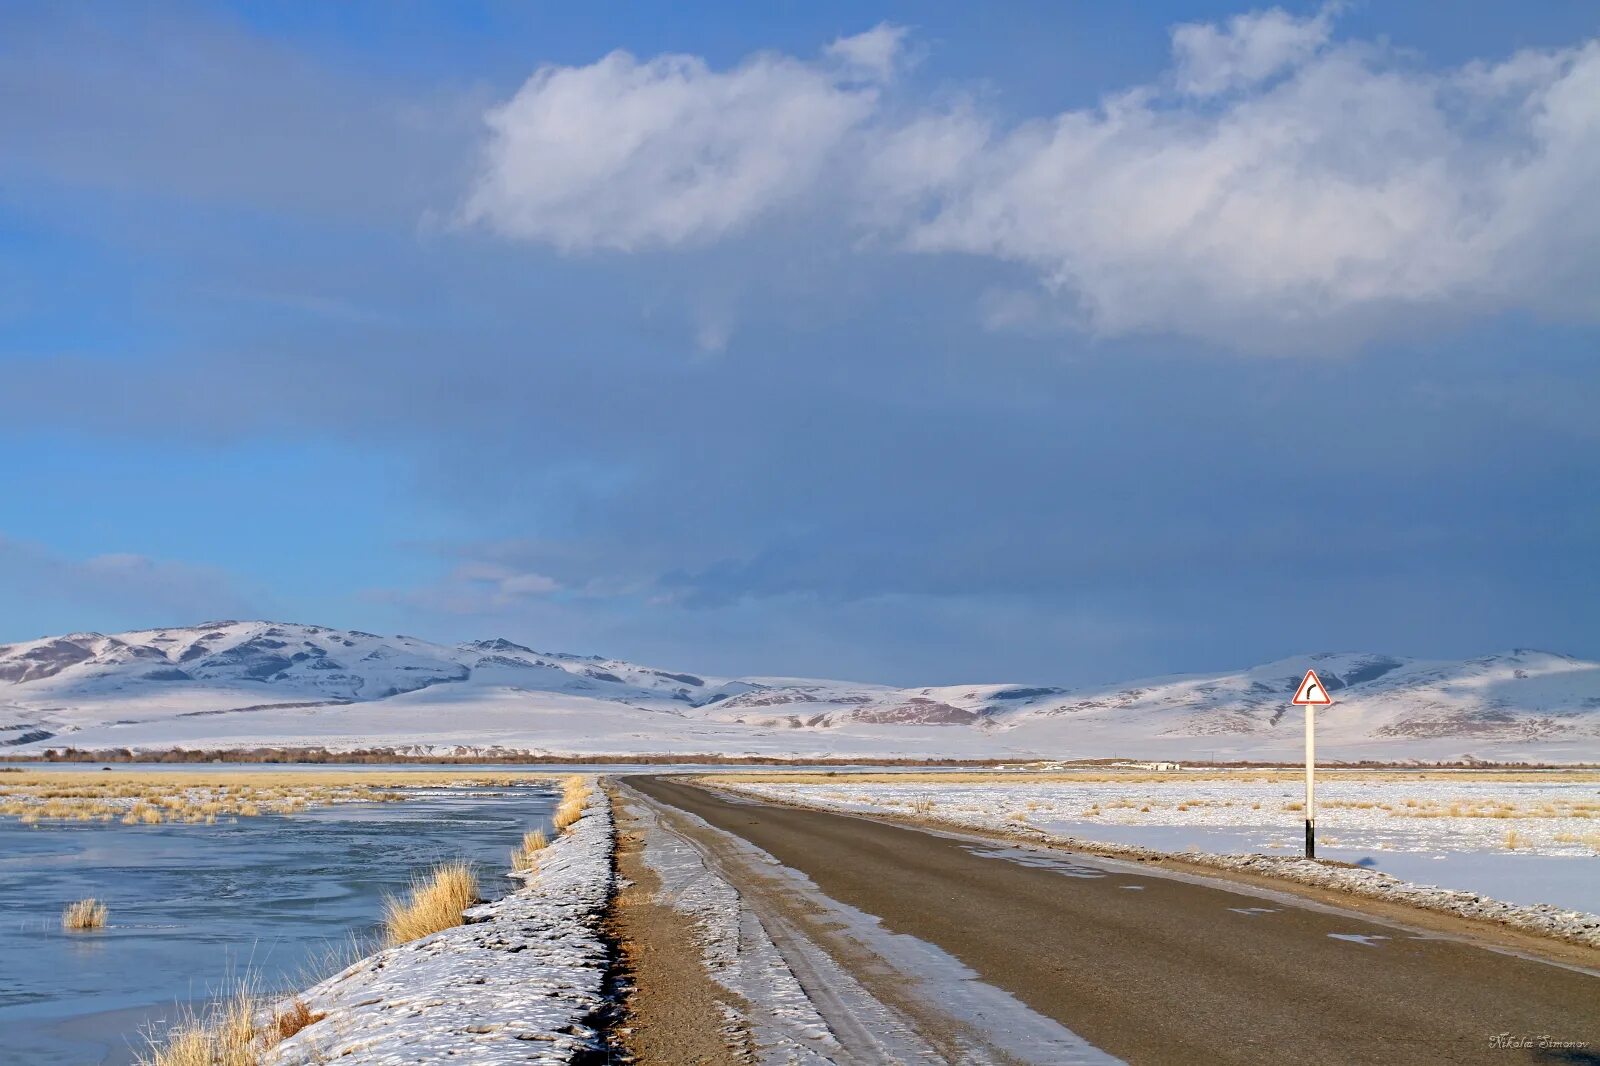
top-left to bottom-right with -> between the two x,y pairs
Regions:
605,784 -> 754,1065
611,779 -> 1116,1065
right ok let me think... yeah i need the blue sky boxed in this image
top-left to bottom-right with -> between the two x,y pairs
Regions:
2,1 -> 1597,685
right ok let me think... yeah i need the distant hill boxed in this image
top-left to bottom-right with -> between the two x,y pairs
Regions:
2,621 -> 1596,762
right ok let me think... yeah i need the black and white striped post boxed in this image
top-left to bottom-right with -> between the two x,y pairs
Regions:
1292,669 -> 1333,860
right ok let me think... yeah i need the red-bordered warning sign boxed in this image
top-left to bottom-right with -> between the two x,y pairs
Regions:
1292,668 -> 1333,706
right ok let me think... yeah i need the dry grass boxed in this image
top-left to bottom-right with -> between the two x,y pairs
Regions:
1504,828 -> 1524,850
137,975 -> 329,1064
1365,796 -> 1600,820
62,898 -> 107,930
1553,831 -> 1600,853
910,796 -> 936,815
552,801 -> 583,832
382,862 -> 478,946
511,828 -> 548,872
139,988 -> 260,1066
267,998 -> 325,1044
552,775 -> 594,833
0,769 -> 565,827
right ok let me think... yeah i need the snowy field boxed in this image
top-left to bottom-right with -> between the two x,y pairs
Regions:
712,773 -> 1600,915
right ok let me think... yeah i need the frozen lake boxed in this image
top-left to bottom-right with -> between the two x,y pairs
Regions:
0,784 -> 558,1065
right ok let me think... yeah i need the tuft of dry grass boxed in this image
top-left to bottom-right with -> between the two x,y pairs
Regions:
552,800 -> 583,832
138,975 -> 331,1064
62,898 -> 107,930
910,796 -> 936,815
551,775 -> 594,833
140,988 -> 260,1066
268,998 -> 325,1044
1503,828 -> 1524,850
382,862 -> 478,946
511,828 -> 548,872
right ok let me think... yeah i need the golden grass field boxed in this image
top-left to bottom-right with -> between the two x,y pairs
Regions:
0,769 -> 567,826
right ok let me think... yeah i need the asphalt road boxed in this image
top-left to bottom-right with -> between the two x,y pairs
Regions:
631,776 -> 1600,1066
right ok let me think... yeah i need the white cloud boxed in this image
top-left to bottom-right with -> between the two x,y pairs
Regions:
381,562 -> 564,616
875,30 -> 1600,347
466,11 -> 1600,350
1171,6 -> 1334,96
454,563 -> 560,605
825,22 -> 910,82
462,28 -> 904,251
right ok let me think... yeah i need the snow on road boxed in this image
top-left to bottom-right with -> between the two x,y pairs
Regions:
622,782 -> 1120,1065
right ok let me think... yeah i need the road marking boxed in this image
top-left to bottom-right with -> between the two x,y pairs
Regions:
1328,933 -> 1391,947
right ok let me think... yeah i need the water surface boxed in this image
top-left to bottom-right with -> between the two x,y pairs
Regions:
0,784 -> 557,1065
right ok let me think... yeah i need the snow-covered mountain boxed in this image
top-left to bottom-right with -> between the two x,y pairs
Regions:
1,622 -> 1596,762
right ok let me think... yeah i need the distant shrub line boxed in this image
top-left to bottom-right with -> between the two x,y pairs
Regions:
19,746 -> 1016,766
15,746 -> 1594,770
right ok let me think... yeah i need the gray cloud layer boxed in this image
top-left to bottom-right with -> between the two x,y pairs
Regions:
2,5 -> 1597,681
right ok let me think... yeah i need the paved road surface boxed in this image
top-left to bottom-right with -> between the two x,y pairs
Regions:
631,775 -> 1599,1065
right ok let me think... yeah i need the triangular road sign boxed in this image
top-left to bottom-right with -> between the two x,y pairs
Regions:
1292,668 -> 1333,706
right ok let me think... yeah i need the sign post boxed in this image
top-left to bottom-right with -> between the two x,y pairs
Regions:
1291,668 -> 1333,859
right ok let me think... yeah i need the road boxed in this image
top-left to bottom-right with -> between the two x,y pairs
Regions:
630,775 -> 1600,1065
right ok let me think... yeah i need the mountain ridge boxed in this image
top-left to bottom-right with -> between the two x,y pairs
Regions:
2,621 -> 1596,762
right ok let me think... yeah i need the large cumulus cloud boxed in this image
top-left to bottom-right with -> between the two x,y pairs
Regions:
466,7 -> 1600,349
